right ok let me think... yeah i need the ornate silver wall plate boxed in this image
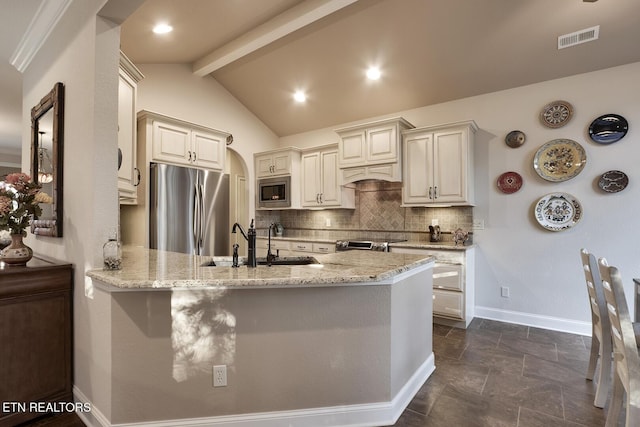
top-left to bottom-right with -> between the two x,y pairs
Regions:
534,192 -> 582,231
598,170 -> 628,193
533,139 -> 586,182
505,130 -> 526,148
540,100 -> 573,128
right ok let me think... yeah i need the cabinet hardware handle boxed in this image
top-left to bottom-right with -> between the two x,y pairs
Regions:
428,187 -> 433,199
188,151 -> 192,162
319,193 -> 323,204
193,152 -> 197,162
434,186 -> 438,199
134,167 -> 141,186
316,193 -> 320,204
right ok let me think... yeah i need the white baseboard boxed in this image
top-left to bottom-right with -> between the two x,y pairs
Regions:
474,306 -> 591,336
73,353 -> 435,427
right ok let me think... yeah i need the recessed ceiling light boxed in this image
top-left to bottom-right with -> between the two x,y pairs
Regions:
293,91 -> 307,103
153,23 -> 173,34
366,66 -> 381,80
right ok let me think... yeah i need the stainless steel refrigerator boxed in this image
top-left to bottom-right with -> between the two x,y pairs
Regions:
149,163 -> 230,256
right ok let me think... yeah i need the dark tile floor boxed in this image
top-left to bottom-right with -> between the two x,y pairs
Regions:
390,318 -> 612,427
18,318 -> 615,427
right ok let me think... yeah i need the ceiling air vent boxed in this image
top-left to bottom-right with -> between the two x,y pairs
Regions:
558,25 -> 600,49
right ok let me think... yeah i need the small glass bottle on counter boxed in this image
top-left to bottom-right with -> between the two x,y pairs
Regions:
103,227 -> 122,270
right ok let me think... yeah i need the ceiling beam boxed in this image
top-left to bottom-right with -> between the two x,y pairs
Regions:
192,0 -> 359,77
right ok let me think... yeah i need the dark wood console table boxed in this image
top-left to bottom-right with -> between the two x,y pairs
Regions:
0,257 -> 73,426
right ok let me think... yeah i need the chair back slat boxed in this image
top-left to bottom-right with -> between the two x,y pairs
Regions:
598,258 -> 640,389
581,249 -> 608,332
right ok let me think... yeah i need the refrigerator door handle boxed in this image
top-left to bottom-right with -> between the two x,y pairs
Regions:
197,183 -> 204,254
193,182 -> 200,254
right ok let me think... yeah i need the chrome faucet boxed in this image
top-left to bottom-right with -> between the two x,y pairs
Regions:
231,219 -> 257,267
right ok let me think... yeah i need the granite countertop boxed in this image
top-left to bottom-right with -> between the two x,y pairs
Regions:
87,246 -> 435,291
258,236 -> 475,250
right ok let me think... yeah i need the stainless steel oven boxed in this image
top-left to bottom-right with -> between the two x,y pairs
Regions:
335,238 -> 406,252
257,176 -> 291,209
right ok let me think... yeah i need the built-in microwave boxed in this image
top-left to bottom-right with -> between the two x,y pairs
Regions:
257,176 -> 291,209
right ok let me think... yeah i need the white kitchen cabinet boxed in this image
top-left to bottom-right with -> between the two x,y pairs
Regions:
256,238 -> 336,257
118,52 -> 144,204
255,149 -> 298,177
140,111 -> 229,171
390,245 -> 475,329
402,121 -> 477,206
301,145 -> 355,209
335,117 -> 413,183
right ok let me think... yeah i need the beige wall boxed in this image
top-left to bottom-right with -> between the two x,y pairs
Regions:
280,62 -> 640,332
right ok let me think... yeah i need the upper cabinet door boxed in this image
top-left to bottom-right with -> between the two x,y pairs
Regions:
403,133 -> 432,204
301,152 -> 321,206
192,130 -> 225,170
152,121 -> 191,165
432,128 -> 468,203
366,124 -> 397,164
117,71 -> 137,200
338,129 -> 366,166
319,149 -> 340,205
118,52 -> 143,205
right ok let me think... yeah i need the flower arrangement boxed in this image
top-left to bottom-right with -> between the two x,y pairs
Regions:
0,172 -> 52,235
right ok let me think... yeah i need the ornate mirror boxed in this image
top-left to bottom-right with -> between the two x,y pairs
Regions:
30,82 -> 64,237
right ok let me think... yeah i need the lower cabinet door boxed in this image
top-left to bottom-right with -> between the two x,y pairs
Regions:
433,289 -> 464,320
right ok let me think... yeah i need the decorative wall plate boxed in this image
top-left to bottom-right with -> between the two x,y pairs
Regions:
598,170 -> 629,193
505,130 -> 526,148
533,139 -> 586,182
497,171 -> 523,194
534,192 -> 582,232
589,114 -> 629,144
540,100 -> 573,128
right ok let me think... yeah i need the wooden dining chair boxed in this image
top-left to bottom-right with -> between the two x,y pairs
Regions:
580,248 -> 611,408
597,258 -> 640,427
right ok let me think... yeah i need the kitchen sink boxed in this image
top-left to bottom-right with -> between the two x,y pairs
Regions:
202,256 -> 320,267
257,256 -> 320,266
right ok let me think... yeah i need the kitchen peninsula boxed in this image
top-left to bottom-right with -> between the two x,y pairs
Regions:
85,247 -> 435,427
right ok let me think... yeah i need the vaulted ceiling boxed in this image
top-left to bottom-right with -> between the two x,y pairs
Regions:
120,0 -> 640,137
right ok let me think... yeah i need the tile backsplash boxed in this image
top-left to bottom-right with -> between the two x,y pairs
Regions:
255,180 -> 473,243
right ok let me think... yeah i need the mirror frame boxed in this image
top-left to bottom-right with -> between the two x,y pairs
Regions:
30,82 -> 64,237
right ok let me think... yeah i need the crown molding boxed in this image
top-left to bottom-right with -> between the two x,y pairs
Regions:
9,0 -> 73,73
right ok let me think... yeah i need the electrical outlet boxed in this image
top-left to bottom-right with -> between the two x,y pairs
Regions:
213,365 -> 227,387
431,219 -> 439,226
325,217 -> 331,227
501,286 -> 510,298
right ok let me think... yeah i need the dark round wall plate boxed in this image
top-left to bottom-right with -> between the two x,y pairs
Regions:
589,114 -> 628,144
505,130 -> 526,148
598,170 -> 628,193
